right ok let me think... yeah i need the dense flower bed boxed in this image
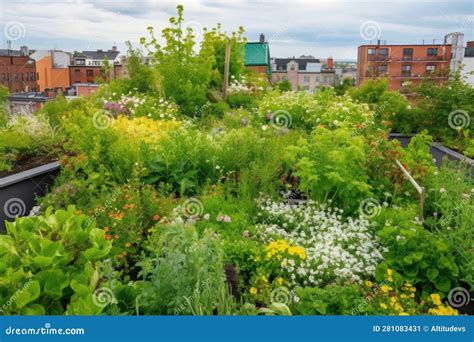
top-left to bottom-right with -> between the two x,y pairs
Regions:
0,5 -> 472,317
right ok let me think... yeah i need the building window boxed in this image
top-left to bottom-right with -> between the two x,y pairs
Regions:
316,76 -> 320,82
304,75 -> 310,83
427,48 -> 438,56
290,64 -> 295,71
303,85 -> 309,90
426,64 -> 436,74
87,69 -> 94,77
401,65 -> 411,76
368,48 -> 376,55
75,69 -> 81,74
75,59 -> 85,65
403,48 -> 413,55
379,48 -> 389,56
324,76 -> 330,83
378,65 -> 388,74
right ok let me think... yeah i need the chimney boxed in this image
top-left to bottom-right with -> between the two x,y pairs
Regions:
259,33 -> 265,43
111,45 -> 117,52
327,57 -> 334,69
20,45 -> 29,56
467,41 -> 474,48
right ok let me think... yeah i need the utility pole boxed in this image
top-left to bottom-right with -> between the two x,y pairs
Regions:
222,41 -> 231,101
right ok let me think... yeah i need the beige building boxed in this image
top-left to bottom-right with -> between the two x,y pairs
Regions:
271,56 -> 336,91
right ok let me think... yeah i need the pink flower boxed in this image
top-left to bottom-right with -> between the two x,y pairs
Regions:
242,230 -> 249,237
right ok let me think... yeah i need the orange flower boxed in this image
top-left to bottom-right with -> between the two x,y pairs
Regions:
104,226 -> 110,233
153,214 -> 160,221
105,234 -> 112,240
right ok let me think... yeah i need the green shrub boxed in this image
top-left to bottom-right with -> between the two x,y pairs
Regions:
0,206 -> 112,315
138,225 -> 236,315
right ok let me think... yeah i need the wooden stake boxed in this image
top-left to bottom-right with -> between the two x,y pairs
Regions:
396,159 -> 425,222
223,41 -> 231,101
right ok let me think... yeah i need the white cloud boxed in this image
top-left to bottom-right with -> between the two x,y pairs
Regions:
0,0 -> 472,59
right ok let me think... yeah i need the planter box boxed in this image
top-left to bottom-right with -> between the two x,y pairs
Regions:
388,133 -> 474,168
0,161 -> 61,233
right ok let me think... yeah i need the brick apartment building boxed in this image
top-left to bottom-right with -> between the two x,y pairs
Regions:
357,42 -> 452,91
0,47 -> 38,93
69,47 -> 121,85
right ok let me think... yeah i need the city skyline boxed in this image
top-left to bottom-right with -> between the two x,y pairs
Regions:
0,0 -> 473,60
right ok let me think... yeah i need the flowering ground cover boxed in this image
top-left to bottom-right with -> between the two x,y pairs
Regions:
0,6 -> 472,316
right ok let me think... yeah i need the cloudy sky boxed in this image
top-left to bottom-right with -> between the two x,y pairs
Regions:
0,0 -> 473,60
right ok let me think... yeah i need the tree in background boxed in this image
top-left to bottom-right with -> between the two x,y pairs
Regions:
0,85 -> 9,126
414,69 -> 473,156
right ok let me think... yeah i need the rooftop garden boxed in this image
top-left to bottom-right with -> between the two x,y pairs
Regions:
0,5 -> 472,316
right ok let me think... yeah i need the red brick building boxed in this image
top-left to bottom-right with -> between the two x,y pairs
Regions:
357,43 -> 452,91
69,48 -> 121,85
0,48 -> 38,93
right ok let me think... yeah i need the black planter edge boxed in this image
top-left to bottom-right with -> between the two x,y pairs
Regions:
0,161 -> 61,189
388,133 -> 473,166
431,143 -> 474,167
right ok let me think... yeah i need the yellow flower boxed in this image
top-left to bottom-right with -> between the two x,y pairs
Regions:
277,277 -> 284,285
380,285 -> 392,293
399,312 -> 409,316
387,276 -> 393,282
365,280 -> 373,288
394,303 -> 403,312
430,294 -> 442,306
387,268 -> 393,276
400,293 -> 407,299
250,287 -> 258,296
379,303 -> 388,309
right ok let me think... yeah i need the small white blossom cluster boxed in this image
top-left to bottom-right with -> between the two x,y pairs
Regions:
228,75 -> 263,94
256,197 -> 384,287
102,91 -> 179,119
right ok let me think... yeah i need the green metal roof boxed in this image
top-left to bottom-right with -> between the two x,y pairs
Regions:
244,42 -> 271,75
